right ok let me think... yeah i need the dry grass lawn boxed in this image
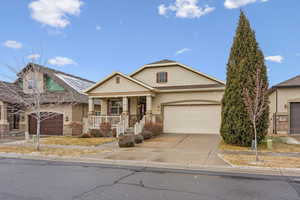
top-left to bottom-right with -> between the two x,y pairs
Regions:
219,136 -> 300,153
41,136 -> 116,147
0,145 -> 105,157
221,154 -> 300,168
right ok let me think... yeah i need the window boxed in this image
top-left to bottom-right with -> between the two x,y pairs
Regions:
156,72 -> 168,83
94,111 -> 101,116
109,99 -> 123,115
28,79 -> 36,89
18,79 -> 23,89
116,76 -> 120,84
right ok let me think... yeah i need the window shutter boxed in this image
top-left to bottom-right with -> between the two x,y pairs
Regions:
165,72 -> 168,82
156,73 -> 159,83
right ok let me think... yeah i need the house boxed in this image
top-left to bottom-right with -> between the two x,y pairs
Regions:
0,63 -> 94,136
269,74 -> 300,135
85,60 -> 225,134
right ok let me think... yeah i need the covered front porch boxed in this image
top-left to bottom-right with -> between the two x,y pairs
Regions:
84,72 -> 161,136
88,94 -> 156,136
0,101 -> 26,137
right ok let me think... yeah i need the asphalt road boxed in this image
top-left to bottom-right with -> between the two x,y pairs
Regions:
0,158 -> 299,200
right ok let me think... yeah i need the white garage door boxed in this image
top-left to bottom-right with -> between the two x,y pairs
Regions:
163,105 -> 221,134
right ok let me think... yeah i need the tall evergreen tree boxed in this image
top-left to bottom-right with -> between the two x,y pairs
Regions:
220,11 -> 269,146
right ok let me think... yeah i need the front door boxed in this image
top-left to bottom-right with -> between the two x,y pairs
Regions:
13,114 -> 20,129
138,97 -> 146,120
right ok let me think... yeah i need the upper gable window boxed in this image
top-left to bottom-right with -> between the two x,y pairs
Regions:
28,79 -> 37,89
116,76 -> 120,84
156,72 -> 168,83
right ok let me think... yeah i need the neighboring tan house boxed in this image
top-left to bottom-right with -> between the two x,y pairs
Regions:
0,63 -> 94,136
85,60 -> 225,134
269,75 -> 300,135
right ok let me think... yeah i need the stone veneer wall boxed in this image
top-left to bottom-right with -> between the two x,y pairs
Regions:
0,124 -> 9,136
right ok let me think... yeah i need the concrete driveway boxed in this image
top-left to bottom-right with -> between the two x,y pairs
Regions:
89,134 -> 228,167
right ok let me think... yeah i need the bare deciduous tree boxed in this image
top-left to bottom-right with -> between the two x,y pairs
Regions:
0,57 -> 77,150
243,68 -> 269,162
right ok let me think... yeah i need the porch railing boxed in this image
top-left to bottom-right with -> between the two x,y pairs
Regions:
89,115 -> 121,129
116,115 -> 129,138
134,115 -> 146,135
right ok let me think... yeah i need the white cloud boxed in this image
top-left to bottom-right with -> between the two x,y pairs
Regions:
175,48 -> 191,55
96,25 -> 101,31
27,54 -> 41,60
224,0 -> 269,9
3,40 -> 23,49
158,5 -> 168,15
158,0 -> 215,19
265,55 -> 284,63
28,0 -> 83,28
48,57 -> 77,66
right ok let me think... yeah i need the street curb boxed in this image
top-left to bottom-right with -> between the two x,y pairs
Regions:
0,152 -> 300,177
217,153 -> 300,172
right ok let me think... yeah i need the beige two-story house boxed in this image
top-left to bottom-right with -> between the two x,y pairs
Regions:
0,63 -> 94,136
85,60 -> 225,134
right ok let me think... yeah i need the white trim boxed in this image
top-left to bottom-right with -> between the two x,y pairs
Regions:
130,61 -> 225,85
88,93 -> 156,98
156,87 -> 225,93
84,72 -> 157,93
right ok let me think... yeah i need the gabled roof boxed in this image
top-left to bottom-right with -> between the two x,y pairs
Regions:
0,81 -> 24,104
13,63 -> 95,104
147,59 -> 177,65
274,74 -> 300,88
269,74 -> 300,93
20,63 -> 94,93
84,72 -> 156,93
130,60 -> 225,85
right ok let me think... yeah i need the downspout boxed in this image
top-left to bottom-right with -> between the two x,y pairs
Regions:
275,89 -> 278,134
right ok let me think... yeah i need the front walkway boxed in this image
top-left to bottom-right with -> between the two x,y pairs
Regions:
86,134 -> 228,167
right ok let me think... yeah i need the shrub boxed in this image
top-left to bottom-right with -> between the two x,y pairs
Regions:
143,122 -> 163,136
118,135 -> 135,148
90,129 -> 102,137
134,134 -> 144,144
111,128 -> 117,137
69,121 -> 83,136
80,133 -> 92,138
141,130 -> 153,140
100,122 -> 112,137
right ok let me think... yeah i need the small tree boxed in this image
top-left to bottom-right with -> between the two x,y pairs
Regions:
243,68 -> 269,161
0,57 -> 77,150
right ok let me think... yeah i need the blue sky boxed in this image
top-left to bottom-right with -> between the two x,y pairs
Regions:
0,0 -> 299,86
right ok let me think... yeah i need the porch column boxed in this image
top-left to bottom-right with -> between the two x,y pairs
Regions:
122,97 -> 129,115
146,95 -> 152,122
146,95 -> 152,114
1,103 -> 8,123
88,97 -> 94,115
100,98 -> 108,115
0,103 -> 9,137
